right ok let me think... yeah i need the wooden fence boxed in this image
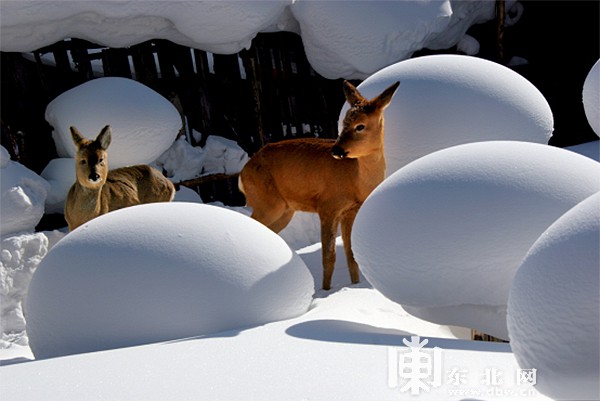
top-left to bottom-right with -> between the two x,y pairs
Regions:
1,33 -> 348,208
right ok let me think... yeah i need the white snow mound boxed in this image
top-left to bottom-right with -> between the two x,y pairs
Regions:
340,55 -> 553,176
0,147 -> 50,236
40,158 -> 75,214
583,59 -> 600,136
508,192 -> 600,401
46,77 -> 181,169
25,203 -> 314,359
352,141 -> 600,339
290,1 -> 512,79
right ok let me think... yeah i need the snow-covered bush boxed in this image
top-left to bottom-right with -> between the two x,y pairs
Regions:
352,141 -> 600,339
340,55 -> 554,177
508,192 -> 599,401
583,59 -> 600,136
25,203 -> 314,359
46,77 -> 181,169
0,147 -> 50,236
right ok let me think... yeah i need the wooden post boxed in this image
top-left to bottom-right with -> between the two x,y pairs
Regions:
496,0 -> 506,63
240,47 -> 265,151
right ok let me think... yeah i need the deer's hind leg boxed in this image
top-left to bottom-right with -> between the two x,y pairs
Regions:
319,210 -> 341,291
241,167 -> 292,233
245,185 -> 294,233
268,209 -> 295,233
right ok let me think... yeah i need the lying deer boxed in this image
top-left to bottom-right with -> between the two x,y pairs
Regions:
65,125 -> 176,231
239,80 -> 400,290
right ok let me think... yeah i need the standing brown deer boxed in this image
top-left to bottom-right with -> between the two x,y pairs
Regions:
239,80 -> 400,290
65,125 -> 176,231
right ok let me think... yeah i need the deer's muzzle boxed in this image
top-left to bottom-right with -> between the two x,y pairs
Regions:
331,145 -> 348,159
88,172 -> 101,182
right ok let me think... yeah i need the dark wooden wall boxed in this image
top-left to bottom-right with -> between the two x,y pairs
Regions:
1,33 -> 346,185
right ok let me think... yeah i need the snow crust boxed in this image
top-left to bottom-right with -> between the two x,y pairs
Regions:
507,192 -> 600,401
352,141 -> 600,339
583,59 -> 600,136
25,203 -> 314,359
340,55 -> 554,176
46,77 -> 181,169
0,147 -> 50,236
0,1 -> 507,79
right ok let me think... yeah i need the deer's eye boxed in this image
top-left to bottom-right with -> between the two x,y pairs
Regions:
355,124 -> 365,132
80,159 -> 87,165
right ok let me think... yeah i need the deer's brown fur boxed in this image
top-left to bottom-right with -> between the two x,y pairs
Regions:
65,125 -> 175,231
239,80 -> 400,289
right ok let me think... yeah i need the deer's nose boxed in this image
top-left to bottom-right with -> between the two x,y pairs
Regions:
89,172 -> 101,182
331,145 -> 348,159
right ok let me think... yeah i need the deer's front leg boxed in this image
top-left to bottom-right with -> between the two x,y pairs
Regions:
320,213 -> 339,291
341,206 -> 360,284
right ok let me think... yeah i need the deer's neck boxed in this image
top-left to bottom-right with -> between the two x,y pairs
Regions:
75,183 -> 104,216
355,147 -> 386,200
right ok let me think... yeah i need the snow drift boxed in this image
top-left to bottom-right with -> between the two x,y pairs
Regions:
339,55 -> 554,177
0,1 -> 516,80
46,77 -> 181,169
508,192 -> 600,401
25,203 -> 314,359
0,147 -> 50,236
352,141 -> 600,339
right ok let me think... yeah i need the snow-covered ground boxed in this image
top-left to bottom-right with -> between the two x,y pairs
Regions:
2,63 -> 598,397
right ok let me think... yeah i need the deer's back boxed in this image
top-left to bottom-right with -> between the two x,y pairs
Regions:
104,165 -> 174,211
242,138 -> 364,211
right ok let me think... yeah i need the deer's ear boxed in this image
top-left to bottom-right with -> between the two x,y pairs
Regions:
371,81 -> 400,110
70,126 -> 87,148
343,80 -> 365,106
96,125 -> 112,150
